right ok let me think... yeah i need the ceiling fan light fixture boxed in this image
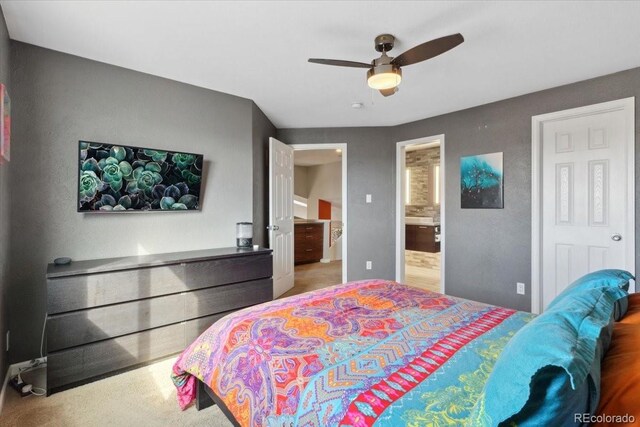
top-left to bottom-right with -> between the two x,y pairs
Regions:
367,65 -> 402,90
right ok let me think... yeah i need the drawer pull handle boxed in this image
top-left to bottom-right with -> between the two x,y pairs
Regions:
306,227 -> 313,230
305,249 -> 313,252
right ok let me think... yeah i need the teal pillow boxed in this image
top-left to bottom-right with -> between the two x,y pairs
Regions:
547,269 -> 633,308
473,286 -> 626,426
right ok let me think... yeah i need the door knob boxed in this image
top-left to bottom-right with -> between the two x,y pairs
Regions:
266,225 -> 280,231
611,234 -> 622,241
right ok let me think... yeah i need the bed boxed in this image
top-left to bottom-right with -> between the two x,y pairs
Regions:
172,274 -> 638,426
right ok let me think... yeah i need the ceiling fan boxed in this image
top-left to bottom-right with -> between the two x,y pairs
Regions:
308,33 -> 464,97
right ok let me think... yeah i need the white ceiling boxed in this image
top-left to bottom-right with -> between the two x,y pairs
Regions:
3,1 -> 640,129
294,149 -> 342,167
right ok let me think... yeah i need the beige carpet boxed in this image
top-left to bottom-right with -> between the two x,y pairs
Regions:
0,357 -> 233,427
281,260 -> 342,298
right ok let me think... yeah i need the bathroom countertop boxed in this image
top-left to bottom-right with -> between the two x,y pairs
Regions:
405,216 -> 440,226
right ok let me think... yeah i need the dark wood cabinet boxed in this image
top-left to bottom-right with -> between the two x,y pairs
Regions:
406,225 -> 440,253
46,247 -> 273,395
295,222 -> 324,264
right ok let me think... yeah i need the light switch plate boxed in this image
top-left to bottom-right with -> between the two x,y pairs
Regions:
366,194 -> 372,203
517,282 -> 525,295
366,261 -> 372,270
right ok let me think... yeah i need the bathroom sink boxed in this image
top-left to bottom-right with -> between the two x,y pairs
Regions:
406,217 -> 438,225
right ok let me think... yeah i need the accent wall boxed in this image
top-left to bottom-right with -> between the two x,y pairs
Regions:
8,41 -> 275,363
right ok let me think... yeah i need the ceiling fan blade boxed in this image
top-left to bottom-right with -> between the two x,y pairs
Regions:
308,58 -> 372,68
379,87 -> 398,97
392,33 -> 464,67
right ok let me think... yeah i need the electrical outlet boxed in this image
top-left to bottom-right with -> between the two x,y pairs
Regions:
517,282 -> 526,295
6,330 -> 9,352
366,194 -> 372,203
366,261 -> 372,270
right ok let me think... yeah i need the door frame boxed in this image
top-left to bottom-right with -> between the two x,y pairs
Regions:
291,143 -> 348,284
395,134 -> 445,293
531,97 -> 635,314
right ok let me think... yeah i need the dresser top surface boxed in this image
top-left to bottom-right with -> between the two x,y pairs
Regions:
47,247 -> 272,278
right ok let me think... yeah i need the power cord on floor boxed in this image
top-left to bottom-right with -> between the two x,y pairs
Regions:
29,387 -> 46,396
12,360 -> 47,398
8,313 -> 49,398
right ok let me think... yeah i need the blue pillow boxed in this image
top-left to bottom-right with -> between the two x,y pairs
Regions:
547,269 -> 633,309
472,286 -> 626,426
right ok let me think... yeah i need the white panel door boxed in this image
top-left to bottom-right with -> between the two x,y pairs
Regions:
269,137 -> 294,298
541,106 -> 633,309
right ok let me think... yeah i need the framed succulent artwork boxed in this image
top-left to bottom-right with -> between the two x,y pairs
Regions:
78,141 -> 204,212
460,152 -> 504,208
0,84 -> 10,163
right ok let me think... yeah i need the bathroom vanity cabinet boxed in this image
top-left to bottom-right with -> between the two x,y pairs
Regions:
406,224 -> 440,253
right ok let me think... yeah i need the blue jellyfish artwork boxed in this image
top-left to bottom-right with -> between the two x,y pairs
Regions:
460,152 -> 503,208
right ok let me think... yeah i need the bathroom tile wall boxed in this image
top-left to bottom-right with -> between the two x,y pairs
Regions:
405,146 -> 440,219
405,250 -> 441,269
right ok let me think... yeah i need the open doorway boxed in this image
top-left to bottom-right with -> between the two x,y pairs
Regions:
396,135 -> 445,293
280,143 -> 347,298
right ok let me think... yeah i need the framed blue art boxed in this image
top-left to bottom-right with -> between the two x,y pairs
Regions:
460,152 -> 503,208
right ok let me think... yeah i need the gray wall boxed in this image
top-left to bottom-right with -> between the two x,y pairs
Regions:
304,161 -> 342,221
280,68 -> 640,313
8,42 -> 261,362
252,102 -> 276,247
294,165 -> 309,198
0,4 -> 11,383
277,127 -> 395,281
395,67 -> 640,311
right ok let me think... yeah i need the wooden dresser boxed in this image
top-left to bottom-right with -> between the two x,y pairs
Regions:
294,222 -> 324,264
46,247 -> 272,395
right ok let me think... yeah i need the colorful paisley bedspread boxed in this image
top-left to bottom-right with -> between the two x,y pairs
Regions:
172,280 -> 534,426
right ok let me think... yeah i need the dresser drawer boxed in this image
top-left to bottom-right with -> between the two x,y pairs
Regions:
47,277 -> 272,352
184,254 -> 272,289
47,322 -> 186,393
184,278 -> 272,318
295,223 -> 324,240
295,223 -> 323,237
295,231 -> 323,245
295,246 -> 323,263
295,223 -> 324,264
294,233 -> 323,248
47,292 -> 187,352
47,254 -> 273,314
47,264 -> 186,315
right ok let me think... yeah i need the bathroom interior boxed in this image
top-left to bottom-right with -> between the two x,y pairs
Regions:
405,142 -> 441,292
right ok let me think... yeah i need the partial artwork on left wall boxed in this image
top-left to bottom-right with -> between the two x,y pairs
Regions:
78,141 -> 204,212
0,83 -> 10,163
